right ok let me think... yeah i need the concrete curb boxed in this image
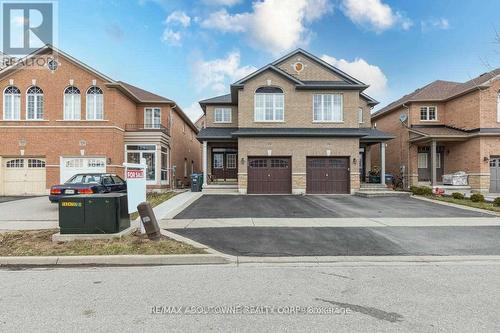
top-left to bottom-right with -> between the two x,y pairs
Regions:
412,195 -> 500,216
0,254 -> 230,267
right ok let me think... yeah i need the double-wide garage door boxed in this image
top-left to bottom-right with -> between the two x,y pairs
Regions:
248,157 -> 291,194
247,156 -> 350,194
306,157 -> 350,194
1,158 -> 46,195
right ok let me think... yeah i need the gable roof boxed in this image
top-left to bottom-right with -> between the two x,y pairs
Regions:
114,81 -> 174,103
373,68 -> 500,119
199,93 -> 233,105
232,64 -> 304,86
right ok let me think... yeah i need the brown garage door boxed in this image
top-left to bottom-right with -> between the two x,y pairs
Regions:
307,157 -> 350,194
248,157 -> 291,194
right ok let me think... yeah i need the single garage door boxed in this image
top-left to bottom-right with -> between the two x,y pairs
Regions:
2,158 -> 46,195
60,157 -> 106,183
491,156 -> 500,193
306,157 -> 350,194
248,157 -> 291,194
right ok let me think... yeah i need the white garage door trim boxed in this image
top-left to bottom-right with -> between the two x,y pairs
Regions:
2,157 -> 46,195
60,157 -> 107,183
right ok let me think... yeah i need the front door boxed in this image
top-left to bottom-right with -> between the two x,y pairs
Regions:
490,157 -> 500,193
417,146 -> 444,182
211,149 -> 237,181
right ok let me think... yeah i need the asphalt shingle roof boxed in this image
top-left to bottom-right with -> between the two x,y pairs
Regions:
118,81 -> 173,103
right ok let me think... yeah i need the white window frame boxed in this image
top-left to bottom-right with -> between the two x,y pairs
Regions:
313,94 -> 343,122
435,153 -> 441,169
420,106 -> 437,121
358,107 -> 363,124
63,86 -> 81,120
144,107 -> 161,129
3,86 -> 21,120
214,107 -> 232,123
26,86 -> 44,120
418,153 -> 428,168
86,86 -> 104,120
125,144 -> 157,184
254,92 -> 285,122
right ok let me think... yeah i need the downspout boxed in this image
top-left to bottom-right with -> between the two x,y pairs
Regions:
402,103 -> 411,189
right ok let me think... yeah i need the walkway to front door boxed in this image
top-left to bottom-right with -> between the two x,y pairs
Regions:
212,148 -> 237,181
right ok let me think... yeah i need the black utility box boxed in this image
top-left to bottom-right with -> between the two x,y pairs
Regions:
59,193 -> 130,234
191,173 -> 203,192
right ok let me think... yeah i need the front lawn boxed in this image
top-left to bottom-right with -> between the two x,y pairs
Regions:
130,191 -> 178,220
0,229 -> 205,256
422,195 -> 500,214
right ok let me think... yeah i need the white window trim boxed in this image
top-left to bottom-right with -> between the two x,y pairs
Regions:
3,87 -> 21,120
254,93 -> 285,122
214,107 -> 232,123
86,87 -> 104,120
418,153 -> 428,168
435,153 -> 441,169
312,94 -> 344,123
26,87 -> 44,121
124,144 -> 158,185
358,107 -> 364,124
63,87 -> 81,120
144,107 -> 161,128
420,106 -> 438,122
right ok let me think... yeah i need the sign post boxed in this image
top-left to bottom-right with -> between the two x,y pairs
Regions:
123,160 -> 147,233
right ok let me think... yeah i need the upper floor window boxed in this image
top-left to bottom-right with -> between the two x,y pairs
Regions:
26,86 -> 44,120
145,107 -> 161,128
497,91 -> 500,123
64,86 -> 81,120
3,86 -> 21,120
313,94 -> 343,122
358,107 -> 363,124
86,86 -> 103,120
254,87 -> 284,122
214,107 -> 232,123
420,106 -> 437,121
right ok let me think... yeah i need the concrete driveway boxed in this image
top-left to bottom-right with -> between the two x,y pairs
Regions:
0,196 -> 58,230
174,195 -> 491,219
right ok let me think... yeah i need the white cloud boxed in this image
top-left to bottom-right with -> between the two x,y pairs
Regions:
201,0 -> 333,53
321,55 -> 388,98
341,0 -> 412,32
201,0 -> 242,6
421,18 -> 449,32
183,101 -> 204,122
166,11 -> 191,27
192,51 -> 257,94
162,29 -> 182,45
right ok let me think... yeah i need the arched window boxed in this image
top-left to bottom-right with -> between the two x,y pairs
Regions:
254,86 -> 284,121
26,86 -> 44,120
64,86 -> 81,120
86,86 -> 103,120
3,86 -> 21,120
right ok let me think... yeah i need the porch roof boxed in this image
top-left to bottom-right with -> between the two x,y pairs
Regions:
409,125 -> 470,143
197,127 -> 238,140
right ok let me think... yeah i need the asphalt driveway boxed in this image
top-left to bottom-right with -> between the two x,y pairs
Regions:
174,195 -> 491,219
170,226 -> 500,256
0,196 -> 58,223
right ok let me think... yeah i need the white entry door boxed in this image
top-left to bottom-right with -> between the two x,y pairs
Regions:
2,158 -> 46,195
60,157 -> 106,183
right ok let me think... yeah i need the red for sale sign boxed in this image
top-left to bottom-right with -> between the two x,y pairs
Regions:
127,169 -> 144,179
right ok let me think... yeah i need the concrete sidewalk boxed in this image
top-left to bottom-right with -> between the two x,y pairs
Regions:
161,216 -> 500,229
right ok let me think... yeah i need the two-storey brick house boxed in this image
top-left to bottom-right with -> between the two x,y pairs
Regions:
0,45 -> 200,195
371,68 -> 500,193
198,49 -> 393,194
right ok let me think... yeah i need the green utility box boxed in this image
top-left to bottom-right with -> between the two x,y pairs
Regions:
191,173 -> 203,192
59,193 -> 130,234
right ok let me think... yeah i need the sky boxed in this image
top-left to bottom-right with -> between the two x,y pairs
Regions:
56,0 -> 500,122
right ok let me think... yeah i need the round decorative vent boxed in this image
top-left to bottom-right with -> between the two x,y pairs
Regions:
293,62 -> 304,73
47,59 -> 58,71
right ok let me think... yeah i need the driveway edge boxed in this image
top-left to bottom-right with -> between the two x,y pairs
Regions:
412,195 -> 500,216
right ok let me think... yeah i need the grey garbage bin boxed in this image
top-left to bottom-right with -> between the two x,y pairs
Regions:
191,173 -> 203,192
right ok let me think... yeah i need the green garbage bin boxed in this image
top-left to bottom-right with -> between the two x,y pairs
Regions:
59,193 -> 130,234
191,173 -> 203,192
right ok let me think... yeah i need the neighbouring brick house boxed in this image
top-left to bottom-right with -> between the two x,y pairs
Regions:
198,49 -> 393,194
0,45 -> 200,195
371,68 -> 500,193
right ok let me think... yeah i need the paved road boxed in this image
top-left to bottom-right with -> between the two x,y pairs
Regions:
169,226 -> 500,256
174,195 -> 490,219
0,196 -> 35,203
1,263 -> 499,332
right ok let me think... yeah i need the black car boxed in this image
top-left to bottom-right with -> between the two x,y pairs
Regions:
49,173 -> 127,203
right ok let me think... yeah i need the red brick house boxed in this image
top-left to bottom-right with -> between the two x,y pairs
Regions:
0,45 -> 200,195
371,68 -> 500,193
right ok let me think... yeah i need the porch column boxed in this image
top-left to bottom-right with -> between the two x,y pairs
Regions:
431,140 -> 437,187
380,142 -> 386,185
202,141 -> 208,187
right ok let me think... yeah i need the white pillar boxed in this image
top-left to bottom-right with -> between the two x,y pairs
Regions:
431,140 -> 437,187
380,142 -> 386,185
202,141 -> 208,187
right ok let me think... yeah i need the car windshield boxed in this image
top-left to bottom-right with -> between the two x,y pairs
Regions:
66,175 -> 101,184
